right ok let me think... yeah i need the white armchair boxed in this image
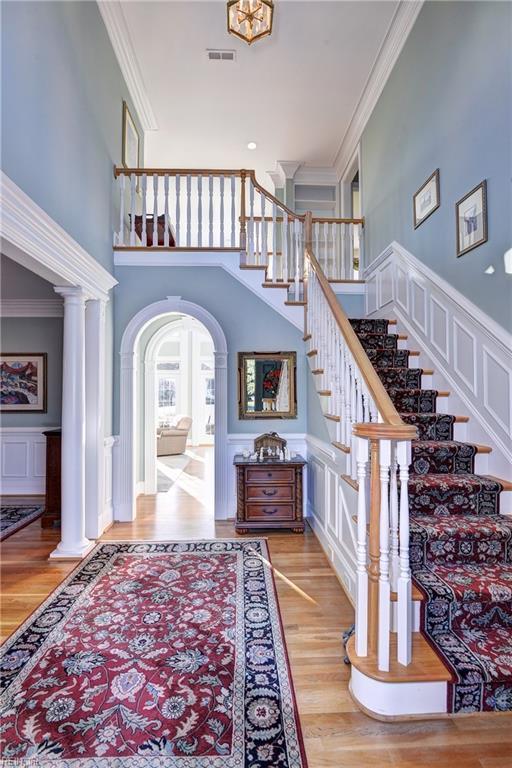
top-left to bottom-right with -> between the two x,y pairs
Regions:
157,416 -> 192,456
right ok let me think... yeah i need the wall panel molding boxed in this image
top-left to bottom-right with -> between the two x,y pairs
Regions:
364,242 -> 512,472
0,427 -> 57,495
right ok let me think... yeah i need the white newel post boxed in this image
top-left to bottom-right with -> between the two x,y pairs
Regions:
84,297 -> 107,539
397,439 -> 413,665
51,287 -> 94,559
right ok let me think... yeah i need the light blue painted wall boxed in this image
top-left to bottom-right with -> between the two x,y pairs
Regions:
113,267 -> 308,437
361,1 -> 512,331
1,0 -> 143,273
337,292 -> 365,318
306,366 -> 330,442
0,318 -> 63,428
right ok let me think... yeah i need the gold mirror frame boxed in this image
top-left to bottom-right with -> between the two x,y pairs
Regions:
238,351 -> 297,420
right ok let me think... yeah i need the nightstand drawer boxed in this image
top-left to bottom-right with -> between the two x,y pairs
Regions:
246,484 -> 294,502
246,504 -> 295,521
246,467 -> 295,484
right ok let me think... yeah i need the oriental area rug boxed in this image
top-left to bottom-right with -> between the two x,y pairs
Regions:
0,505 -> 44,542
0,540 -> 307,767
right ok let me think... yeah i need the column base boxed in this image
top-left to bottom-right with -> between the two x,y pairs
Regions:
49,538 -> 96,561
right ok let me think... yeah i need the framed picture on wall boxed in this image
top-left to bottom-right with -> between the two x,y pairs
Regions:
122,100 -> 140,169
413,169 -> 440,228
0,353 -> 47,413
456,180 -> 488,257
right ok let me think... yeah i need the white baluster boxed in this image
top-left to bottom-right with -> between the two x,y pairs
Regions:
197,176 -> 203,247
231,176 -> 236,247
341,223 -> 347,278
152,174 -> 158,247
186,175 -> 192,247
348,221 -> 354,278
397,440 -> 412,665
323,221 -> 329,276
129,173 -> 136,246
294,219 -> 300,301
175,174 -> 181,246
390,443 -> 399,592
220,176 -> 225,248
116,173 -> 125,246
260,191 -> 267,268
270,202 -> 277,282
141,174 -> 147,246
332,222 -> 338,279
314,221 -> 319,261
248,181 -> 255,263
208,175 -> 214,247
378,439 -> 392,672
355,436 -> 369,656
164,175 -> 170,247
283,210 -> 289,283
352,376 -> 364,480
255,214 -> 260,265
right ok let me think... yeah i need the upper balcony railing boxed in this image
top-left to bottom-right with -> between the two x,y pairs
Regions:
113,167 -> 363,291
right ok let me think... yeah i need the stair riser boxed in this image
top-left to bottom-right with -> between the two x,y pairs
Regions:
390,389 -> 438,413
411,537 -> 512,568
378,369 -> 422,389
411,444 -> 476,475
408,488 -> 502,517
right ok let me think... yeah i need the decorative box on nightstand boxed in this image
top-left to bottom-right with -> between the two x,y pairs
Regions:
233,455 -> 306,534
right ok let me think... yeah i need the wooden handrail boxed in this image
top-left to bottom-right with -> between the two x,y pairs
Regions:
114,167 -> 248,178
312,216 -> 365,226
247,170 -> 304,222
305,243 -> 414,430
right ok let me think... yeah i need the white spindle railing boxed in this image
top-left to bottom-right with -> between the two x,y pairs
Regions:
304,237 -> 417,671
114,169 -> 243,249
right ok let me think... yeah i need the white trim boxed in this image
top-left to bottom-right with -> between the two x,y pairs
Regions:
350,667 -> 447,718
364,241 -> 512,477
0,299 -> 63,317
333,1 -> 423,179
0,427 -> 56,495
97,1 -> 158,132
0,172 -> 117,300
115,298 -> 228,522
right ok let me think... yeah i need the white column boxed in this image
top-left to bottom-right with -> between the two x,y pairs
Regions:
85,298 -> 107,539
51,287 -> 94,559
115,351 -> 137,522
214,350 -> 228,520
144,355 -> 157,495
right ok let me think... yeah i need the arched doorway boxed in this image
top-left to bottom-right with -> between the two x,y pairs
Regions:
116,298 -> 228,522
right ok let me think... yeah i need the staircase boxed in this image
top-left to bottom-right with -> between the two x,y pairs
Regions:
350,317 -> 512,714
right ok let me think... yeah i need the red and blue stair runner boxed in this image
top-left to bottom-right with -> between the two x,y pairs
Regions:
350,317 -> 512,714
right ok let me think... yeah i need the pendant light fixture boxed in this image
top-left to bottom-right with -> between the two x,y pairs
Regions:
227,0 -> 274,46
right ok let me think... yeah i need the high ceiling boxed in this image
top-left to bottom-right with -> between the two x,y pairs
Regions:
119,1 -> 399,185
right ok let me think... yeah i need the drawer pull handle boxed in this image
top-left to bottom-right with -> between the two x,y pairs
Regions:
262,489 -> 277,496
267,472 -> 273,477
265,508 -> 278,515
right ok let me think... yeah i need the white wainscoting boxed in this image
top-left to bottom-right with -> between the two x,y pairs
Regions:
0,427 -> 55,495
305,435 -> 357,604
364,242 -> 512,479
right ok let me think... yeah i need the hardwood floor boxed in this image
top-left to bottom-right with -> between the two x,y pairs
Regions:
1,450 -> 511,767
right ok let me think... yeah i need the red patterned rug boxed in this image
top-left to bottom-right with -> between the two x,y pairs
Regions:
351,317 -> 511,714
0,540 -> 308,766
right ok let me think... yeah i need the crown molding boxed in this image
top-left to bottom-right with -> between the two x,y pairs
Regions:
0,299 -> 64,317
0,172 -> 117,300
97,0 -> 158,132
333,0 -> 424,179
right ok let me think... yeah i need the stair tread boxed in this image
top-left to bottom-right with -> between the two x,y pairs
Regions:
486,475 -> 512,491
332,441 -> 350,454
452,627 -> 512,682
411,513 -> 512,538
346,634 -> 452,684
409,473 -> 504,491
414,562 -> 512,604
413,440 -> 491,454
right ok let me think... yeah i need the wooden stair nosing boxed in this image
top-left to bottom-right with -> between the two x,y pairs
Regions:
346,635 -> 452,684
262,281 -> 291,289
303,333 -> 312,341
317,390 -> 331,396
485,475 -> 512,491
306,349 -> 318,358
285,300 -> 307,306
311,369 -> 324,375
332,441 -> 350,454
341,474 -> 358,491
239,264 -> 267,271
324,413 -> 340,422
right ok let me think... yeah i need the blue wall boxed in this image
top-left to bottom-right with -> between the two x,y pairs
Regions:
361,1 -> 512,330
1,0 -> 143,273
113,267 -> 308,436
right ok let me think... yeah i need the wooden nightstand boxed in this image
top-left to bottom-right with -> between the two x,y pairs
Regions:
233,455 -> 306,534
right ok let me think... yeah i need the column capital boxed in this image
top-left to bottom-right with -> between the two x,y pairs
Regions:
54,285 -> 87,302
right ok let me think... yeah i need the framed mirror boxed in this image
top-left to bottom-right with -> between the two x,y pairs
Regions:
238,351 -> 297,420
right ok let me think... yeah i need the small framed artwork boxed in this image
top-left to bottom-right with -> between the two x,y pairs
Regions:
413,169 -> 440,228
456,180 -> 488,257
1,353 -> 47,413
122,100 -> 140,169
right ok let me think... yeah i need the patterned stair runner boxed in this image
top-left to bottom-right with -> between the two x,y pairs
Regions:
350,317 -> 512,713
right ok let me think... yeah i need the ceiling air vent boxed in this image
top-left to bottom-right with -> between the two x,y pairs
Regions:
207,49 -> 236,62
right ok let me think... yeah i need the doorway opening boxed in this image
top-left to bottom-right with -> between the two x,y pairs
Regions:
148,315 -> 215,513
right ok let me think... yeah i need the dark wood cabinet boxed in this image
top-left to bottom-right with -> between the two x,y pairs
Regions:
41,429 -> 61,528
234,455 -> 306,533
